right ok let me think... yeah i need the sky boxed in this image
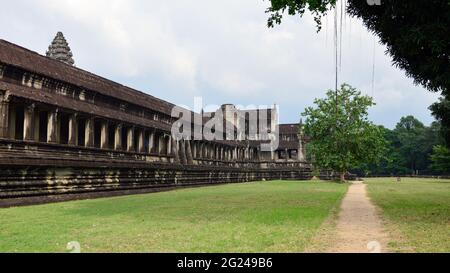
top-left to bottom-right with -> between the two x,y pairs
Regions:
0,0 -> 441,128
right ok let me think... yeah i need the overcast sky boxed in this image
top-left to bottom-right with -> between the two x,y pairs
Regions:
0,0 -> 440,128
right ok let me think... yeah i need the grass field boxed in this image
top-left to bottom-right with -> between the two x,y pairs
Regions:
0,181 -> 348,253
365,178 -> 450,253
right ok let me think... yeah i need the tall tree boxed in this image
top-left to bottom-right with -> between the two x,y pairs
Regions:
430,145 -> 450,173
303,84 -> 386,181
394,116 -> 426,174
265,0 -> 450,146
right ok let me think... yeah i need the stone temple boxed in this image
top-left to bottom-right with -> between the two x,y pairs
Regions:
0,33 -> 311,206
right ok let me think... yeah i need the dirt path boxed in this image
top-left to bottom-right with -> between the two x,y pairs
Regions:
327,182 -> 390,253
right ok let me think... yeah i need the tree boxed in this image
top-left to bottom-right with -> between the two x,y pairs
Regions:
265,0 -> 450,147
302,84 -> 386,181
430,97 -> 450,146
430,145 -> 450,174
394,116 -> 436,174
352,117 -> 444,176
354,126 -> 408,176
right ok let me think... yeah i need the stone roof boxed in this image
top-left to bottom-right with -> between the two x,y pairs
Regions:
0,81 -> 172,132
279,124 -> 299,134
0,39 -> 175,116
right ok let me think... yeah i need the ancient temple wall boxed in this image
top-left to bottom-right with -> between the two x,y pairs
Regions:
0,55 -> 312,206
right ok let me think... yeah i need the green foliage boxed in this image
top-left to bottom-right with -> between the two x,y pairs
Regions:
429,97 -> 450,146
430,145 -> 450,173
266,0 -> 337,30
353,117 -> 445,176
302,84 -> 386,179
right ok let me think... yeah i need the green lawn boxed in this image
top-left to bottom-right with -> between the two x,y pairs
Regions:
365,178 -> 450,253
0,181 -> 347,253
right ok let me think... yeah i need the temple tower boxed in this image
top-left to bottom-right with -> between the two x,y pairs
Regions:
46,32 -> 75,66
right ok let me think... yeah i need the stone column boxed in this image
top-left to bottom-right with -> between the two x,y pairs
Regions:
68,114 -> 78,146
23,104 -> 35,141
85,117 -> 95,147
179,140 -> 187,165
47,109 -> 58,143
100,121 -> 109,149
201,143 -> 205,158
148,131 -> 155,153
158,134 -> 164,154
127,127 -> 135,152
186,140 -> 193,165
114,124 -> 122,150
192,141 -> 197,159
298,142 -> 305,161
9,105 -> 16,139
137,129 -> 144,153
167,136 -> 172,155
285,149 -> 289,162
171,137 -> 180,163
33,110 -> 40,141
0,95 -> 10,139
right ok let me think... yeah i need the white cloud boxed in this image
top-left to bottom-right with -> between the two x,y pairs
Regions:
0,0 -> 440,128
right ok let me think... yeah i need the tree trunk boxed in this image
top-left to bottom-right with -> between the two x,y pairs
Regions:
340,172 -> 346,182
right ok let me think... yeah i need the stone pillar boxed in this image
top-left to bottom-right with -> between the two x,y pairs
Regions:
186,140 -> 193,165
85,117 -> 94,147
158,134 -> 164,154
68,114 -> 78,146
201,143 -> 206,158
23,104 -> 35,141
179,140 -> 187,165
127,127 -> 135,152
167,136 -> 172,155
192,141 -> 196,158
47,109 -> 58,143
0,95 -> 10,139
9,105 -> 16,139
148,131 -> 155,153
298,141 -> 305,162
285,149 -> 289,162
137,129 -> 144,153
33,110 -> 40,141
114,124 -> 122,150
100,121 -> 109,149
171,137 -> 180,163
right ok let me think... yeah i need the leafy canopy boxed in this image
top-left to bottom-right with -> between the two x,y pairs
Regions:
431,145 -> 450,173
302,84 -> 386,179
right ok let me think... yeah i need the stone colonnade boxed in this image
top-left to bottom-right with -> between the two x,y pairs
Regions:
0,99 -> 262,163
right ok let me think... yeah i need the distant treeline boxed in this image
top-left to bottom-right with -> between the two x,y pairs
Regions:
351,116 -> 450,176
